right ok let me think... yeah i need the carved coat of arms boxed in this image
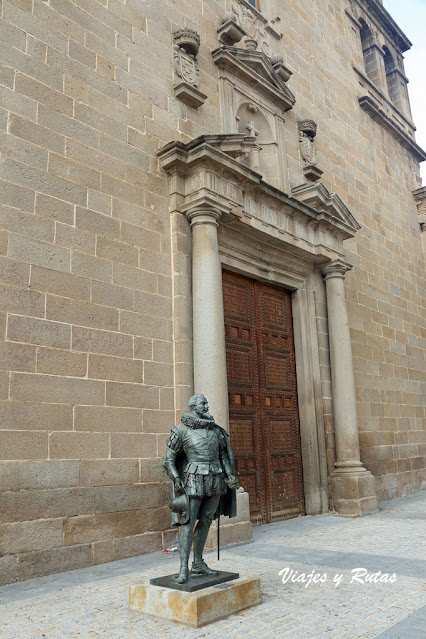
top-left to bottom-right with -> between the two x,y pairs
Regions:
174,45 -> 200,87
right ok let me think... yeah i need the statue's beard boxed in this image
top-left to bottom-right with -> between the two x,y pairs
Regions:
195,409 -> 213,421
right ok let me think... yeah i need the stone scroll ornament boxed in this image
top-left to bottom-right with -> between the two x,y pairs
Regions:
298,120 -> 323,182
173,29 -> 207,109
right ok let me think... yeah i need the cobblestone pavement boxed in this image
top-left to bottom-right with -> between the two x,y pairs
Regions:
0,491 -> 425,639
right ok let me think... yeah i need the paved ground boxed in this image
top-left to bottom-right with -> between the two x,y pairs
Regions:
0,491 -> 425,639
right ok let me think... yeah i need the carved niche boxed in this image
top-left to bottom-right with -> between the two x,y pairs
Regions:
213,1 -> 295,191
173,29 -> 207,109
297,120 -> 323,182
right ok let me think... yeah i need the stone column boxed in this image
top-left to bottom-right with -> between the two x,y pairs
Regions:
186,207 -> 229,429
321,260 -> 378,517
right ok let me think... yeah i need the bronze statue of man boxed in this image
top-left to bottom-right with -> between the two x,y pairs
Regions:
163,394 -> 239,584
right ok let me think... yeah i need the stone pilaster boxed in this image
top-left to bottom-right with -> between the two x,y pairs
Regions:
186,207 -> 229,429
321,260 -> 379,517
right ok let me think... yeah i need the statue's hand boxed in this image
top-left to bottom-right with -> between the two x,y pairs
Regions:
174,477 -> 185,494
226,475 -> 239,490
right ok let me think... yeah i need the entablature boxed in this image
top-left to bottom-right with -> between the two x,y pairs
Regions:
157,135 -> 360,263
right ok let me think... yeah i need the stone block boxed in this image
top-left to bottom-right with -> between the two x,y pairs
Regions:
55,222 -> 96,254
49,431 -> 109,460
133,291 -> 172,318
110,433 -> 157,458
88,353 -> 144,383
17,543 -> 93,581
10,114 -> 66,155
96,236 -> 139,267
75,206 -> 120,239
332,471 -> 379,516
0,518 -> 64,554
112,263 -> 157,294
115,531 -> 162,559
0,341 -> 35,372
15,73 -> 73,116
7,315 -> 71,349
30,265 -> 91,300
71,251 -> 113,283
0,401 -> 73,431
0,255 -> 30,288
91,281 -> 134,311
120,311 -> 172,341
0,430 -> 48,460
106,382 -> 159,409
134,336 -> 153,360
37,347 -> 87,377
0,555 -> 17,585
75,405 -> 142,433
11,372 -> 105,405
72,326 -> 133,358
0,460 -> 80,491
47,295 -> 118,331
0,487 -> 95,523
64,510 -> 146,545
139,458 -> 169,484
94,483 -> 166,514
92,539 -> 115,565
143,409 -> 175,433
129,577 -> 261,627
9,234 -> 70,272
0,283 -> 45,316
80,459 -> 139,486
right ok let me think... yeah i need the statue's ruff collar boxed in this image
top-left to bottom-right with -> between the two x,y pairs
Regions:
181,413 -> 216,430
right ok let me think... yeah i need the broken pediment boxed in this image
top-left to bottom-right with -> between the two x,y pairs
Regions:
212,46 -> 295,112
291,182 -> 361,238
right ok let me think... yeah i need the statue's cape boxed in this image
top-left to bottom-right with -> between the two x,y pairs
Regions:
169,416 -> 237,527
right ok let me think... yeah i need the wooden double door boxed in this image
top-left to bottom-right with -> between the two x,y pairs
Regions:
223,271 -> 305,524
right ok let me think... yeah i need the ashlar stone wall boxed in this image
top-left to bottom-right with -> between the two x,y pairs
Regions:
0,0 -> 424,583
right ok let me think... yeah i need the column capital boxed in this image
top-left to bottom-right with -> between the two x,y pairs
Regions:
320,259 -> 353,280
186,208 -> 222,228
181,196 -> 231,229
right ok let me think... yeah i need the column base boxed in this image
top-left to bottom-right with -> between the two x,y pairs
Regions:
332,470 -> 379,517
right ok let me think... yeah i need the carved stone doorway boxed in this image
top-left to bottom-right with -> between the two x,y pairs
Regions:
223,270 -> 305,524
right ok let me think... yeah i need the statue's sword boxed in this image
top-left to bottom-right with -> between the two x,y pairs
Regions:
217,514 -> 220,561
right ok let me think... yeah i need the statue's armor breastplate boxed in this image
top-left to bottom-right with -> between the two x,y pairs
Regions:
180,426 -> 223,475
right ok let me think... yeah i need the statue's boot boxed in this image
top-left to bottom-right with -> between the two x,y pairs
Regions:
191,558 -> 218,576
176,524 -> 193,584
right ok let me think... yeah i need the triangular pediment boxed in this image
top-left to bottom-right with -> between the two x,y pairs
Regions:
212,46 -> 295,111
291,182 -> 361,236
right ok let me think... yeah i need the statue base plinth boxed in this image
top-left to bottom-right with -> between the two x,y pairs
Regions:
150,570 -> 239,592
129,575 -> 261,627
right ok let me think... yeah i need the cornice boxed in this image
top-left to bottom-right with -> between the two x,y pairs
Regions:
157,135 -> 361,241
359,96 -> 426,162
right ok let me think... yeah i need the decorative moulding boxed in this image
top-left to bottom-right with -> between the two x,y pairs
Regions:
157,135 -> 360,247
291,182 -> 361,239
173,29 -> 207,109
358,95 -> 426,162
212,46 -> 295,111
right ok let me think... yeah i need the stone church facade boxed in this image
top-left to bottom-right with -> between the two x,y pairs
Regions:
0,0 -> 424,583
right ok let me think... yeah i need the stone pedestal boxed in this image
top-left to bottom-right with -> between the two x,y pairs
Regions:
321,260 -> 379,517
129,577 -> 261,627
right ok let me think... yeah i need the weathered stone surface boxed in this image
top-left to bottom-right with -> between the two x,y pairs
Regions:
129,577 -> 261,627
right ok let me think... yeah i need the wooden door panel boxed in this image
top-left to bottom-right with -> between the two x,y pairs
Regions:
223,270 -> 304,523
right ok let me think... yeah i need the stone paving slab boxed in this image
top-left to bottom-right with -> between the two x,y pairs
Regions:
0,491 -> 425,639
